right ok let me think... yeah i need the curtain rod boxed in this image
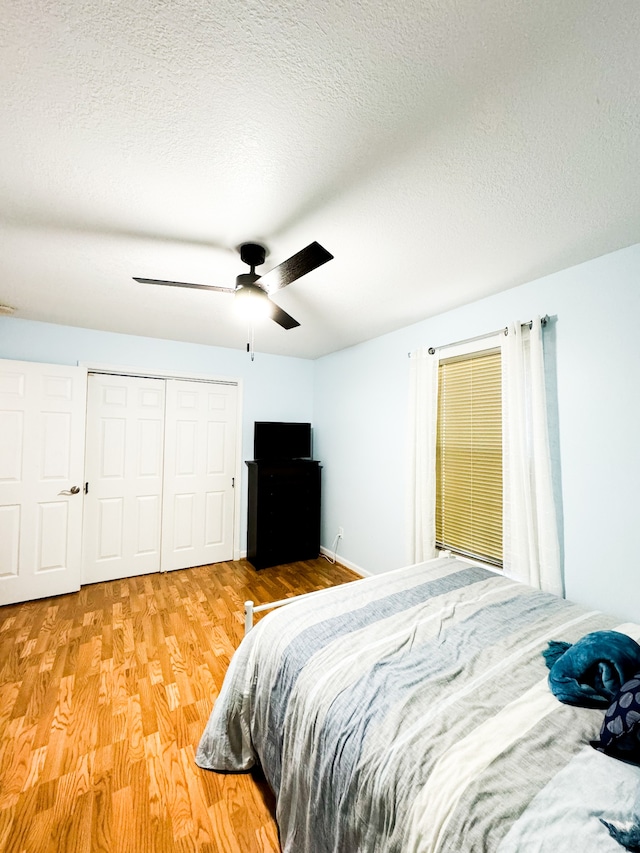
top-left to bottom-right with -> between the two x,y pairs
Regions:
408,316 -> 548,358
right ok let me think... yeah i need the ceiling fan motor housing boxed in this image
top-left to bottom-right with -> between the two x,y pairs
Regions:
236,272 -> 261,290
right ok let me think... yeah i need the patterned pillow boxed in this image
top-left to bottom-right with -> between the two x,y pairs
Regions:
592,674 -> 640,765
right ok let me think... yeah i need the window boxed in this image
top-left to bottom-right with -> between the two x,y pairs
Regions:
435,347 -> 503,567
409,317 -> 559,591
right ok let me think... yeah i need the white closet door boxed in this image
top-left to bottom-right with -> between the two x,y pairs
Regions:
82,374 -> 165,584
0,359 -> 86,606
162,380 -> 237,571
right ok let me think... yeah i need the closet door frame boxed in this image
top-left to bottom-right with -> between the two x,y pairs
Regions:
81,362 -> 243,562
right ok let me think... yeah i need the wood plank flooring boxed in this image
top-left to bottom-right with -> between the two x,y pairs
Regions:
0,558 -> 359,853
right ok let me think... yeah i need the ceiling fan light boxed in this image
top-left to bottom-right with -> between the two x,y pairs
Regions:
234,283 -> 271,322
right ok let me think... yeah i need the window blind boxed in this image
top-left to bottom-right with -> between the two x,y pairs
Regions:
435,348 -> 503,566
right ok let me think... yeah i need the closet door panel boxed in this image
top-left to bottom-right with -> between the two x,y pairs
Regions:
82,374 -> 165,583
162,381 -> 236,571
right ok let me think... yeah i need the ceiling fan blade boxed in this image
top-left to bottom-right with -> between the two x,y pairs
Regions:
257,241 -> 333,293
269,301 -> 300,330
133,277 -> 234,293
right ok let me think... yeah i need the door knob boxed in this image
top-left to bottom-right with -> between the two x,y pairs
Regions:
58,486 -> 81,495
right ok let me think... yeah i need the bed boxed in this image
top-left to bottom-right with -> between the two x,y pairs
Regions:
196,556 -> 640,852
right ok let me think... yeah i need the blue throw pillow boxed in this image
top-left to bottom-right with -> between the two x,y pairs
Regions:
592,673 -> 640,766
544,631 -> 640,708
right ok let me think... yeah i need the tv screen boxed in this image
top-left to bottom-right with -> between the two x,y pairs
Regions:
254,421 -> 312,460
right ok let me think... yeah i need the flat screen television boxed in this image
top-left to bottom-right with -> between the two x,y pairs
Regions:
254,421 -> 312,460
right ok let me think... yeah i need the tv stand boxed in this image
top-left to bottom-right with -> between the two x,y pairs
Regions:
246,459 -> 321,570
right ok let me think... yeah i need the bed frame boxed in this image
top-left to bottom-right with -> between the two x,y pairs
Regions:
244,584 -> 345,635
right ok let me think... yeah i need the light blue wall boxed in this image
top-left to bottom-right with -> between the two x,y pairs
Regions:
314,243 -> 640,622
2,243 -> 640,621
0,318 -> 315,549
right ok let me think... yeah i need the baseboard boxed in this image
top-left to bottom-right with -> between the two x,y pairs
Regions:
319,546 -> 367,577
237,546 -> 367,578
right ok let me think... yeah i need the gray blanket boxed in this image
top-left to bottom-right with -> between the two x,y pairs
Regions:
196,557 -> 640,852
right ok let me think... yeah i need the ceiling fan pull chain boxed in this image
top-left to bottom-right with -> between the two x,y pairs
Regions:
247,324 -> 256,361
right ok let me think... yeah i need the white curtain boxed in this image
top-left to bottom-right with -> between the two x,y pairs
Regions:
407,347 -> 438,563
502,317 -> 562,595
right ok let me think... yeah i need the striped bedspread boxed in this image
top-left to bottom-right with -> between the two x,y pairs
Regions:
196,557 -> 640,852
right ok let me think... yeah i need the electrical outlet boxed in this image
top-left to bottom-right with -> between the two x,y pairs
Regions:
338,527 -> 344,538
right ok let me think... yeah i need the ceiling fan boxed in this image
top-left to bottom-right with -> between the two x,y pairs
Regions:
133,240 -> 333,330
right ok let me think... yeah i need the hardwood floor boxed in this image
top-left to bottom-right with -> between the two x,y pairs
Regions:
0,558 -> 359,853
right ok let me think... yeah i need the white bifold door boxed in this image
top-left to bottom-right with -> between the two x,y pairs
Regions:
82,373 -> 237,584
161,379 -> 237,571
0,360 -> 87,606
82,374 -> 166,584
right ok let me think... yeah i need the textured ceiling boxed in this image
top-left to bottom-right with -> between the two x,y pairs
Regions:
1,0 -> 640,358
